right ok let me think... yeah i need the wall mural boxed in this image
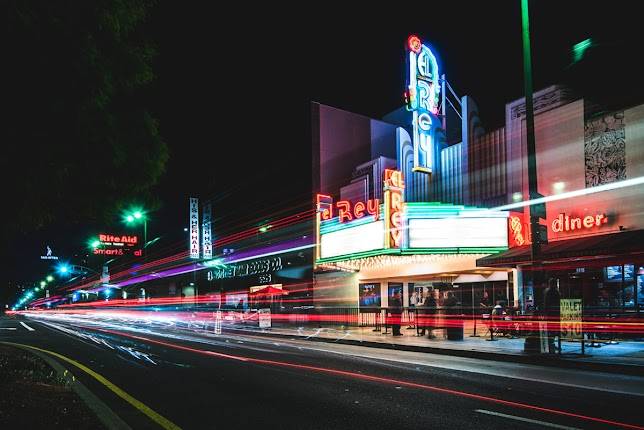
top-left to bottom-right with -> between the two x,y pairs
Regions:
584,112 -> 626,187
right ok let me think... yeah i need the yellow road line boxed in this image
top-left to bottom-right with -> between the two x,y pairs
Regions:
3,342 -> 181,430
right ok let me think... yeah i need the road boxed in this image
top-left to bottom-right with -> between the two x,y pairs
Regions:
1,314 -> 643,430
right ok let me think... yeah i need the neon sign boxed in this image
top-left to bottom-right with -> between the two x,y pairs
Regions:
384,169 -> 404,248
508,216 -> 526,246
405,35 -> 440,174
316,195 -> 380,224
202,202 -> 212,259
551,213 -> 607,233
98,234 -> 139,246
189,197 -> 200,259
93,248 -> 142,256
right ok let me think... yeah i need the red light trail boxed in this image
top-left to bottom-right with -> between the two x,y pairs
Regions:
80,326 -> 644,430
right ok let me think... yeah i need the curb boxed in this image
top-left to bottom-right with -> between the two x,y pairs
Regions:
3,342 -> 131,430
224,326 -> 644,377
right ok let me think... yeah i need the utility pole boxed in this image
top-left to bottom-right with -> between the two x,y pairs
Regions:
522,0 -> 549,353
521,0 -> 543,262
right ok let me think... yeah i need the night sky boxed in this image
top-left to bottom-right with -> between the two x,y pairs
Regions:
10,1 -> 642,285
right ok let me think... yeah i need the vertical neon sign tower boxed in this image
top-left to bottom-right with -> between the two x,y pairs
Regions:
383,169 -> 405,249
405,35 -> 440,174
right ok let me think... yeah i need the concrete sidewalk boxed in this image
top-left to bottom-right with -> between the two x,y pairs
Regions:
225,320 -> 644,374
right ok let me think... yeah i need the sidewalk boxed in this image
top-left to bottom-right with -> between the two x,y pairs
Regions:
225,318 -> 644,374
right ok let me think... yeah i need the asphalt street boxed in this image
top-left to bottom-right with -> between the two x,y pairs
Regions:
1,314 -> 642,430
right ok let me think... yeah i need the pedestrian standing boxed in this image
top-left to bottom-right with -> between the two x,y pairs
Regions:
390,290 -> 403,336
544,279 -> 561,354
419,290 -> 437,338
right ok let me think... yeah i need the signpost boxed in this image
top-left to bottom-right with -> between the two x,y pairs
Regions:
258,308 -> 271,329
214,310 -> 222,335
560,298 -> 583,354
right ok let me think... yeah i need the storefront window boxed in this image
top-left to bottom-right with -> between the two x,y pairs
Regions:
637,267 -> 644,310
358,283 -> 381,308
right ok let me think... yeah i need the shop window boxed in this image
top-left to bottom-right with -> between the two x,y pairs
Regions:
637,267 -> 644,310
359,283 -> 381,308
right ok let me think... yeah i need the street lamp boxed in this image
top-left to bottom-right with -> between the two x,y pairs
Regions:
46,275 -> 54,282
124,208 -> 148,260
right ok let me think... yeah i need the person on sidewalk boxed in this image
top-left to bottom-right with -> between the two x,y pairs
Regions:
444,291 -> 463,340
419,290 -> 438,338
544,279 -> 561,354
390,290 -> 403,336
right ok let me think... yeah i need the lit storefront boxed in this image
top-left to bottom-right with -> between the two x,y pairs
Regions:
314,169 -> 513,310
476,98 -> 644,317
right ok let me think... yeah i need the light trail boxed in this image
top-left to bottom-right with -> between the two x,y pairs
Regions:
78,326 -> 644,430
491,176 -> 644,212
18,306 -> 644,336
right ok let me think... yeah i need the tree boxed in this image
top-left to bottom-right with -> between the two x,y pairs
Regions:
1,1 -> 168,308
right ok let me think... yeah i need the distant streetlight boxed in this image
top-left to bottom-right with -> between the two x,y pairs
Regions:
46,275 -> 54,282
124,208 -> 148,259
58,264 -> 70,274
40,281 -> 46,288
91,240 -> 101,248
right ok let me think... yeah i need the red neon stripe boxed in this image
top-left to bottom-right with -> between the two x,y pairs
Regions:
87,327 -> 643,430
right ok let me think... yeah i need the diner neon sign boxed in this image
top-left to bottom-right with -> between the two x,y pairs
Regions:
551,213 -> 607,233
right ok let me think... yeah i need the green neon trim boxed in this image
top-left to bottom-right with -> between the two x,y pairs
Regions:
316,246 -> 508,264
316,248 -> 401,264
402,247 -> 508,255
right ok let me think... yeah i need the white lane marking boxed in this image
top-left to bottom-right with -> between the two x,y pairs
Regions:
260,339 -> 644,397
475,409 -> 582,430
0,327 -> 17,330
19,322 -> 35,331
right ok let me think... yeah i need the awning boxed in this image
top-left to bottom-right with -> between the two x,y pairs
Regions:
477,229 -> 644,268
249,286 -> 288,296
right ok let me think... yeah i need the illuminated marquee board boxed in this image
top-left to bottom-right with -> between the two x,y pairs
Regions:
320,220 -> 385,259
405,35 -> 440,174
408,217 -> 508,248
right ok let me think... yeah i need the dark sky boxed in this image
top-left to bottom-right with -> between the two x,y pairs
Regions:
151,1 -> 640,232
11,1 -> 643,286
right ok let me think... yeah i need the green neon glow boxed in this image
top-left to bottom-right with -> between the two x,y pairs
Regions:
572,38 -> 592,63
203,258 -> 226,267
316,248 -> 401,264
316,247 -> 508,264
